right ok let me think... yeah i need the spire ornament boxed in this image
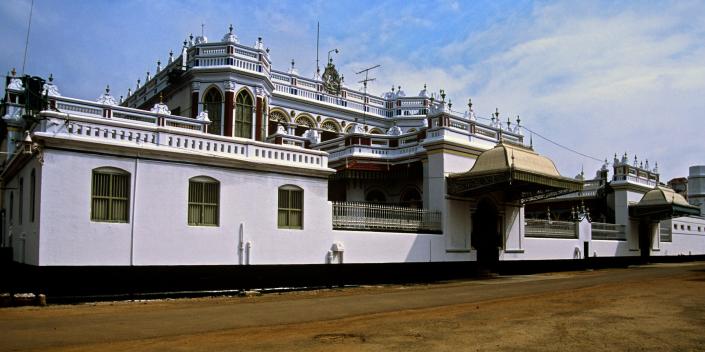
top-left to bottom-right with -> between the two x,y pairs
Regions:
97,84 -> 117,106
42,73 -> 61,97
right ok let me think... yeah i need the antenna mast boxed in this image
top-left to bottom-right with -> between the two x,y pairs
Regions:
22,0 -> 35,75
355,64 -> 380,127
315,22 -> 320,79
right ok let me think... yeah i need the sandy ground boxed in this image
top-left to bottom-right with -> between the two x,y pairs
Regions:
2,262 -> 705,351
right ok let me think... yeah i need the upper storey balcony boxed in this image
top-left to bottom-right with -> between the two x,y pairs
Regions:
122,26 -> 442,122
21,92 -> 330,176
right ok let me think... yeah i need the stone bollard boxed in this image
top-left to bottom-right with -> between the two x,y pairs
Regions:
37,294 -> 47,306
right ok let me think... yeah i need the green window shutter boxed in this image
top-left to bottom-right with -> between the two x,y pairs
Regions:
278,186 -> 303,229
235,91 -> 253,139
91,169 -> 130,223
188,178 -> 219,226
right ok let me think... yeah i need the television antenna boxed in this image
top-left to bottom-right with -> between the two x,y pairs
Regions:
355,64 -> 380,127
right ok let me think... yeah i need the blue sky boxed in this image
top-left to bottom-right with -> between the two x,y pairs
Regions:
2,0 -> 704,181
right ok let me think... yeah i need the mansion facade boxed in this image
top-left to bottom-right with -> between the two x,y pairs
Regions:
1,26 -> 704,274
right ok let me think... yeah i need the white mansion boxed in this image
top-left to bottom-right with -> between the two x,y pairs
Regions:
1,26 -> 704,272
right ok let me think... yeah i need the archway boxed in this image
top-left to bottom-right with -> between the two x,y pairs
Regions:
638,221 -> 654,261
472,198 -> 500,271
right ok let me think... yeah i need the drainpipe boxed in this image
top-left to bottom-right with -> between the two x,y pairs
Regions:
245,241 -> 252,265
129,154 -> 139,266
238,223 -> 244,265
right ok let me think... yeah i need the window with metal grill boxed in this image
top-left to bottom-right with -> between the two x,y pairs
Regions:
30,169 -> 36,222
19,178 -> 23,225
203,88 -> 223,135
188,176 -> 219,226
91,168 -> 130,223
278,185 -> 303,229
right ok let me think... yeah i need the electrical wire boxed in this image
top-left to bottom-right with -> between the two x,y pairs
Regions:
521,125 -> 603,162
21,0 -> 34,75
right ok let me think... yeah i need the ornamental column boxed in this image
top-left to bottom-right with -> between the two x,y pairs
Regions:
255,87 -> 266,141
223,80 -> 235,137
190,82 -> 200,118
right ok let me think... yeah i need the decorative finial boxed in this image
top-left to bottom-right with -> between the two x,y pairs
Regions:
633,155 -> 638,167
291,59 -> 295,68
391,85 -> 395,92
507,117 -> 511,128
516,115 -> 521,125
495,107 -> 499,119
48,73 -> 54,82
105,84 -> 110,94
448,99 -> 452,110
136,78 -> 141,89
398,85 -> 401,92
530,133 -> 533,147
119,95 -> 123,104
440,89 -> 446,102
229,24 -> 233,34
127,88 -> 132,96
157,60 -> 162,72
11,68 -> 16,76
169,50 -> 174,63
183,39 -> 188,47
146,71 -> 151,81
189,33 -> 194,41
424,83 -> 427,90
468,98 -> 472,109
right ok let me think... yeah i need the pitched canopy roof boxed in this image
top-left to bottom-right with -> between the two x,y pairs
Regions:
629,186 -> 701,220
467,142 -> 562,177
447,142 -> 583,202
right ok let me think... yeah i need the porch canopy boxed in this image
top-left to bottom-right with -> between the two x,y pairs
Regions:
447,142 -> 583,202
629,186 -> 700,221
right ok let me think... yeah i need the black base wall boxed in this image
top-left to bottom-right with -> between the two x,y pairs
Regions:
1,255 -> 704,300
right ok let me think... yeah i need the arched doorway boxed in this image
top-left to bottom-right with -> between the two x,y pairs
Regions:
365,190 -> 386,203
472,198 -> 500,271
400,187 -> 422,209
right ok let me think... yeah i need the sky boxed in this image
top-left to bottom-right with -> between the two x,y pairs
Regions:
1,0 -> 704,181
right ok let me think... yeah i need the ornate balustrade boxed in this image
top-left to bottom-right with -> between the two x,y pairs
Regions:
525,219 -> 577,239
332,202 -> 442,233
591,222 -> 627,240
38,97 -> 329,170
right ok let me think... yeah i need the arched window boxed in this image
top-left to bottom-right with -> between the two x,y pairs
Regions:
204,88 -> 223,135
30,169 -> 36,222
320,120 -> 341,142
278,185 -> 303,229
294,115 -> 315,136
365,190 -> 386,203
268,110 -> 288,136
368,128 -> 383,134
188,176 -> 220,226
91,167 -> 130,223
235,90 -> 253,138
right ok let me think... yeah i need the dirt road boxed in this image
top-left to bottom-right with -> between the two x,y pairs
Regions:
2,262 -> 705,351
